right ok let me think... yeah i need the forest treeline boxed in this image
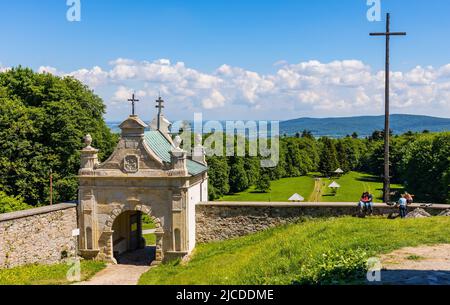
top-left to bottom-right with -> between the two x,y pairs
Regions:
0,68 -> 448,213
207,130 -> 450,204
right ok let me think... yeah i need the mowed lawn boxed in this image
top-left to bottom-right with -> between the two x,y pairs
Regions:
219,176 -> 315,202
0,261 -> 105,285
142,222 -> 156,245
139,217 -> 450,285
320,171 -> 404,203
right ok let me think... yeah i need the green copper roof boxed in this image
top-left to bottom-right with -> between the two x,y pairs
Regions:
187,159 -> 208,176
144,130 -> 207,176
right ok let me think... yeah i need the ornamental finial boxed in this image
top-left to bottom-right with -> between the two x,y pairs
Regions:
84,134 -> 93,148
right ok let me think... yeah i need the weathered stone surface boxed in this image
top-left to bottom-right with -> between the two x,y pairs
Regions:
406,208 -> 431,219
196,203 -> 448,243
438,209 -> 450,216
77,115 -> 209,263
0,204 -> 77,269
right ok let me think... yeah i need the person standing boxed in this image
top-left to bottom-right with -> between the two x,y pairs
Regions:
398,194 -> 408,218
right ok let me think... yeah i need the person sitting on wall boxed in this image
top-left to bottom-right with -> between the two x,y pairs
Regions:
358,192 -> 370,215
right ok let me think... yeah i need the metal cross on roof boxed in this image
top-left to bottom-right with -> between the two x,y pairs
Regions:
156,96 -> 164,112
155,96 -> 165,130
127,93 -> 139,116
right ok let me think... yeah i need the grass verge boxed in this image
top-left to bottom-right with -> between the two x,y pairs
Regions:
220,176 -> 315,202
321,171 -> 404,203
139,216 -> 450,285
0,260 -> 106,285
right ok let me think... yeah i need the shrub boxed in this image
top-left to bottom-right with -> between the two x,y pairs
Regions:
0,191 -> 32,214
294,249 -> 368,285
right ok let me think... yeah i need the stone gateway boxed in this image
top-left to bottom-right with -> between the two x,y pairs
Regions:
77,100 -> 208,264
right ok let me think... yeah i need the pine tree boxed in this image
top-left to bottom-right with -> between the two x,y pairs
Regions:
228,158 -> 249,193
319,137 -> 339,176
255,172 -> 271,193
206,156 -> 230,198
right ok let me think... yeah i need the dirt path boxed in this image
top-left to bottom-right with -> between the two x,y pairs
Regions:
379,244 -> 450,285
308,178 -> 323,202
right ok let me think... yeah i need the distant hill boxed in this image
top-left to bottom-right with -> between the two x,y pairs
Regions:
107,114 -> 450,138
280,114 -> 450,138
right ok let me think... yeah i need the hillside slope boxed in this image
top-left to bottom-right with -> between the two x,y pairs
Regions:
139,217 -> 450,285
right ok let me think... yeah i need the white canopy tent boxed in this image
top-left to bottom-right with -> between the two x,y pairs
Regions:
328,181 -> 341,189
288,193 -> 305,202
334,168 -> 344,174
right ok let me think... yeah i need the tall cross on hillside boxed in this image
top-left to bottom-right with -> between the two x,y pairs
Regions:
128,93 -> 139,116
370,13 -> 406,203
155,96 -> 165,130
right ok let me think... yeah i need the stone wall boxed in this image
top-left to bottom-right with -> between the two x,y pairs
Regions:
0,203 -> 78,269
196,202 -> 449,243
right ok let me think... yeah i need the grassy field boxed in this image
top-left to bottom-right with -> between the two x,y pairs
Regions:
142,221 -> 156,245
219,175 -> 315,202
139,217 -> 450,285
320,172 -> 404,203
0,260 -> 105,285
218,171 -> 403,203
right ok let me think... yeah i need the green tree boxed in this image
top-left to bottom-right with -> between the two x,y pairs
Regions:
255,171 -> 271,193
301,130 -> 314,140
400,133 -> 450,203
0,67 -> 117,206
335,141 -> 350,172
228,157 -> 249,193
318,137 -> 339,176
206,156 -> 230,200
0,191 -> 31,214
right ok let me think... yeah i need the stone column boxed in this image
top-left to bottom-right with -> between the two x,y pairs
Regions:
78,134 -> 100,259
170,136 -> 188,176
154,228 -> 164,264
79,134 -> 99,176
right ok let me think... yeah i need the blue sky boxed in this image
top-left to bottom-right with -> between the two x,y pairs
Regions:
1,0 -> 450,121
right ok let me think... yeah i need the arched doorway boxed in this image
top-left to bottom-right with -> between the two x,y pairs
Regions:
108,205 -> 163,265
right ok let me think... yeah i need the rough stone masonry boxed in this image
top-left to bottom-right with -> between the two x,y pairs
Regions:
0,203 -> 78,269
195,202 -> 449,243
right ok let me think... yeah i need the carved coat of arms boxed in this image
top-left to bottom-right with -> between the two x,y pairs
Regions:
123,155 -> 139,173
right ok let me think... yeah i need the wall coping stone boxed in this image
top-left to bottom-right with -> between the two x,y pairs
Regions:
198,201 -> 449,210
0,203 -> 77,222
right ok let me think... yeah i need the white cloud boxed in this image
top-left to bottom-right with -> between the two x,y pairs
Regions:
21,58 -> 450,119
38,66 -> 59,75
112,86 -> 146,103
202,89 -> 226,109
69,66 -> 109,87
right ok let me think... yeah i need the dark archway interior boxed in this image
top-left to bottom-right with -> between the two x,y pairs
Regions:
111,210 -> 156,265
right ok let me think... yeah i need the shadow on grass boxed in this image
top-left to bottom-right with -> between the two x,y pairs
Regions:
371,269 -> 450,285
356,176 -> 381,183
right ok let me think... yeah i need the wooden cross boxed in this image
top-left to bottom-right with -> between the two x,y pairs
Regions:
128,93 -> 139,116
370,13 -> 406,203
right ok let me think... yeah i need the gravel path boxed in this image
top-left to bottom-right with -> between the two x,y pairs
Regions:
379,244 -> 450,285
75,264 -> 151,285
